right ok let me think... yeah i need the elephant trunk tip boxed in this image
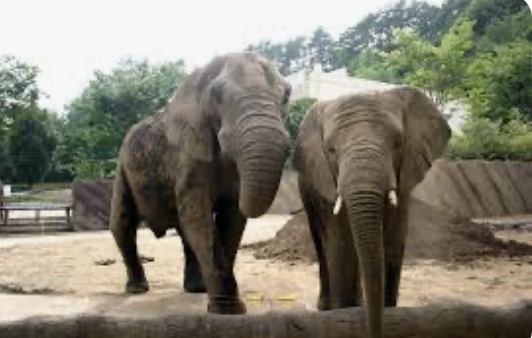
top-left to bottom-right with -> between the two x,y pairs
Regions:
238,171 -> 284,218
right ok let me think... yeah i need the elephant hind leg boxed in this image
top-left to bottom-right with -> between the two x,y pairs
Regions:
110,169 -> 148,294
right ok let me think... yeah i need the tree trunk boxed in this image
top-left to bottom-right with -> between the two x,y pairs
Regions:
0,302 -> 530,338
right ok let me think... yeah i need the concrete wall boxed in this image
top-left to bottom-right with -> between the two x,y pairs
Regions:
72,180 -> 113,231
412,160 -> 532,218
71,161 -> 532,230
272,161 -> 532,219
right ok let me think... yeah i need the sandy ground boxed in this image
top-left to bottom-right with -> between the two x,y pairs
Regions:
0,215 -> 531,320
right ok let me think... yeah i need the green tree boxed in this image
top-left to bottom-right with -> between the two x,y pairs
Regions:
0,55 -> 46,181
60,58 -> 187,180
464,39 -> 532,121
0,56 -> 40,113
9,111 -> 56,187
475,7 -> 532,52
245,41 -> 284,70
385,20 -> 475,108
465,0 -> 528,36
285,98 -> 317,141
347,48 -> 400,83
247,37 -> 309,75
284,97 -> 317,168
449,110 -> 532,161
308,27 -> 336,71
337,0 -> 441,67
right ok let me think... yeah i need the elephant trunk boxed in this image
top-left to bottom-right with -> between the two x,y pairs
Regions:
235,112 -> 290,218
339,152 -> 387,338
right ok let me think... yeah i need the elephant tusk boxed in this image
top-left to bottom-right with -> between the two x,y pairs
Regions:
389,190 -> 398,207
333,195 -> 342,215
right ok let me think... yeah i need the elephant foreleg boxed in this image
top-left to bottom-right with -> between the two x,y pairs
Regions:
110,170 -> 148,294
182,239 -> 206,293
325,211 -> 361,309
299,179 -> 332,310
181,200 -> 245,294
215,199 -> 247,270
177,188 -> 245,315
383,194 -> 409,307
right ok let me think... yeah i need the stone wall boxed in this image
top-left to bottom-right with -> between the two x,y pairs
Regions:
71,161 -> 532,230
72,180 -> 113,231
412,160 -> 532,218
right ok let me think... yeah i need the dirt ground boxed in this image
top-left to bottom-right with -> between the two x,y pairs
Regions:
0,215 -> 531,316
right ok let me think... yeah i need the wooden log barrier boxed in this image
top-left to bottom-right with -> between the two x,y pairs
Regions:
0,301 -> 530,338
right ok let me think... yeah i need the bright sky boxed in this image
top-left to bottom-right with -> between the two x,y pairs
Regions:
1,0 -> 445,113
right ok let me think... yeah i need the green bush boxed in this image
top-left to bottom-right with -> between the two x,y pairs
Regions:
284,98 -> 317,168
71,157 -> 116,181
448,110 -> 532,161
285,98 -> 317,140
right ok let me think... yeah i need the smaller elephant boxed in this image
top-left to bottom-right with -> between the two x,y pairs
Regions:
294,88 -> 451,338
110,53 -> 291,314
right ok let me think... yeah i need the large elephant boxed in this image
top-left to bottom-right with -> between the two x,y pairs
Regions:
294,87 -> 451,338
110,53 -> 291,314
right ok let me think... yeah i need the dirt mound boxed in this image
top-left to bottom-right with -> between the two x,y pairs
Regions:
250,199 -> 532,263
249,213 -> 316,262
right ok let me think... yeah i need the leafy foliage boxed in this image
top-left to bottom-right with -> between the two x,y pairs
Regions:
285,98 -> 317,141
308,27 -> 337,71
475,7 -> 532,52
0,56 -> 42,156
284,98 -> 317,168
385,20 -> 475,107
8,110 -> 56,186
247,37 -> 309,75
0,56 -> 60,184
337,0 -> 442,66
0,55 -> 40,112
449,111 -> 532,161
464,39 -> 532,122
348,49 -> 400,83
59,58 -> 187,180
464,0 -> 528,36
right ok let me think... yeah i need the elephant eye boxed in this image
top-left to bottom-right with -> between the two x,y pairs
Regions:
393,135 -> 403,149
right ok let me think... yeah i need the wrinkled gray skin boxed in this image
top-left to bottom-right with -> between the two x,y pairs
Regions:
294,88 -> 451,338
110,53 -> 291,314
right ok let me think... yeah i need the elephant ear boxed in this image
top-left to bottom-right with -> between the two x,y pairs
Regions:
179,56 -> 228,164
294,101 -> 337,202
196,56 -> 227,108
393,87 -> 451,195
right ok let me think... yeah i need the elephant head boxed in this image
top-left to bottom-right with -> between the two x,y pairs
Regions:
295,87 -> 451,338
181,53 -> 291,218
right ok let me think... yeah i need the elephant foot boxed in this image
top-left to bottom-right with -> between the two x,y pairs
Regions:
208,296 -> 246,315
385,297 -> 398,307
318,296 -> 361,310
183,256 -> 206,293
317,296 -> 332,311
125,279 -> 150,294
184,276 -> 206,293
